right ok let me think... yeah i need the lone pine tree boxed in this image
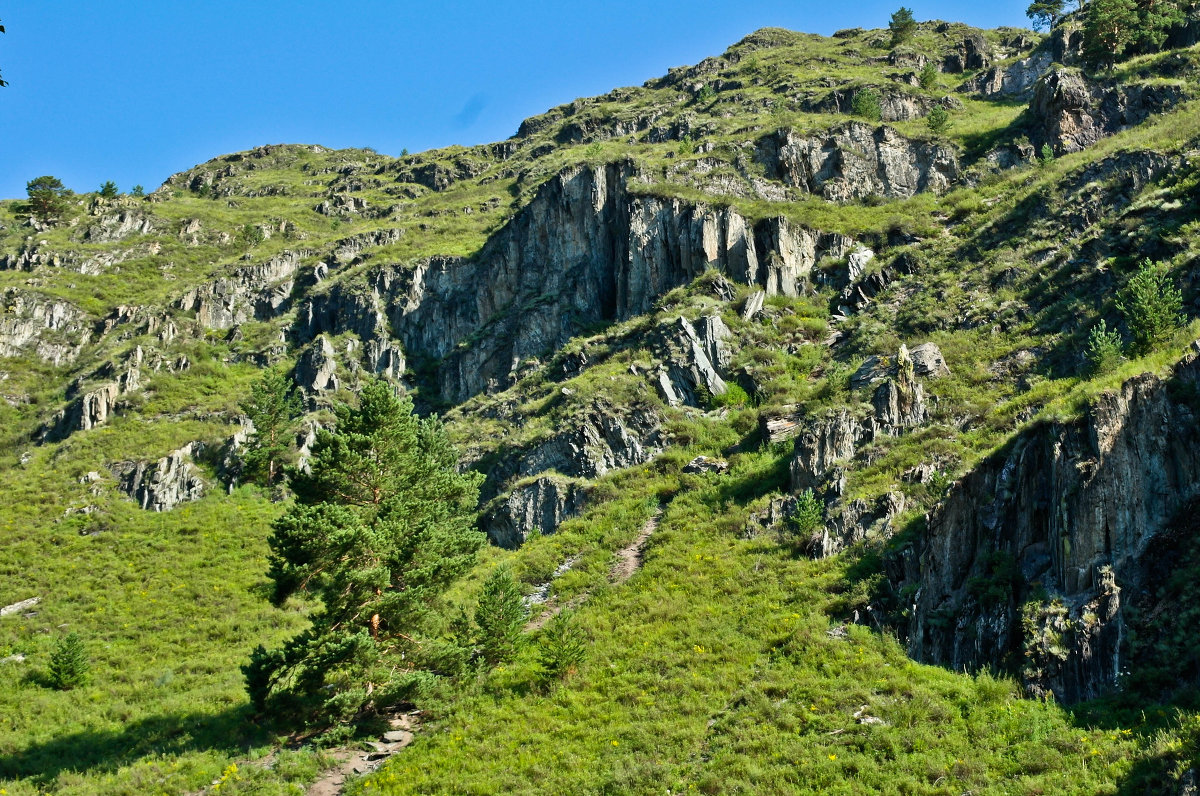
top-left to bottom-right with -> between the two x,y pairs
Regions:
244,379 -> 483,724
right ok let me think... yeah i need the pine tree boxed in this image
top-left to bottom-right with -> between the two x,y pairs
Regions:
1116,259 -> 1184,356
48,632 -> 89,690
25,176 -> 71,224
918,61 -> 938,90
1083,0 -> 1139,68
240,368 -> 303,487
889,7 -> 918,46
536,612 -> 587,683
851,87 -> 883,122
1026,0 -> 1066,31
926,105 -> 950,136
98,181 -> 119,199
475,566 -> 527,666
244,379 -> 483,724
1085,319 -> 1124,375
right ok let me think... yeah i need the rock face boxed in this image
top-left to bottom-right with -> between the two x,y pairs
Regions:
114,443 -> 206,512
653,315 -> 731,407
481,401 -> 664,502
0,290 -> 90,365
891,351 -> 1200,703
790,409 -> 865,493
482,476 -> 588,549
40,348 -> 144,441
942,32 -> 992,73
177,250 -> 304,329
1030,68 -> 1186,154
756,123 -> 960,202
297,162 -> 855,404
476,400 -> 664,547
294,335 -> 340,394
963,50 -> 1051,99
871,346 -> 928,432
82,210 -> 155,242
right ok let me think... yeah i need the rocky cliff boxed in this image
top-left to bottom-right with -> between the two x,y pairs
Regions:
891,348 -> 1200,703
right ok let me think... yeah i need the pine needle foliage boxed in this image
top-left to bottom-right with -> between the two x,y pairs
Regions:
1117,259 -> 1185,357
244,379 -> 484,725
47,632 -> 89,691
1085,320 -> 1124,375
536,612 -> 587,683
239,368 -> 303,487
475,566 -> 527,666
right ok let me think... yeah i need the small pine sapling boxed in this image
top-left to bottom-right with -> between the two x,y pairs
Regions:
1085,320 -> 1124,375
475,566 -> 527,666
48,631 -> 89,690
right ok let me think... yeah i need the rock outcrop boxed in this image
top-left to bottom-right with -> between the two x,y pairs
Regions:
294,335 -> 340,394
298,163 -> 855,403
82,210 -> 156,242
481,400 -> 665,501
963,50 -> 1052,99
756,123 -> 961,202
890,349 -> 1200,703
0,290 -> 90,365
1030,68 -> 1187,155
653,315 -> 731,407
177,250 -> 304,329
871,346 -> 928,432
482,475 -> 588,549
113,442 -> 206,511
790,409 -> 865,493
39,348 -> 144,441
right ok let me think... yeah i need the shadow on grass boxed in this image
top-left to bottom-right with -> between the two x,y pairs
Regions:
0,705 -> 275,785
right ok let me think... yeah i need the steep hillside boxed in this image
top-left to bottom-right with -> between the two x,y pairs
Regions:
3,16 -> 1200,795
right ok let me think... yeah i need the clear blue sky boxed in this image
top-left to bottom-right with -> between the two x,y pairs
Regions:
0,2 -> 1030,200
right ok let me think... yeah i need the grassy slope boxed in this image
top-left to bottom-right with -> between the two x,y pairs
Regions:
0,20 -> 1198,795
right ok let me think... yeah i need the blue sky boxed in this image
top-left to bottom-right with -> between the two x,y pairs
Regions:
0,2 -> 1030,200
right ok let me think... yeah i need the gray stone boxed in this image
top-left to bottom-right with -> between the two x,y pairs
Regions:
0,597 -> 40,617
1030,68 -> 1186,155
790,409 -> 865,493
755,122 -> 960,203
295,335 -> 339,393
894,349 -> 1200,702
482,476 -> 588,549
683,456 -> 729,474
113,443 -> 206,512
909,342 -> 949,378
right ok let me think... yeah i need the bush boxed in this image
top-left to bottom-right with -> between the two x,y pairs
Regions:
475,566 -> 527,666
926,106 -> 949,136
1084,319 -> 1123,375
536,612 -> 586,682
851,88 -> 883,122
787,489 -> 823,540
710,384 -> 750,409
918,61 -> 938,90
48,632 -> 89,690
1116,259 -> 1184,356
1039,143 -> 1054,166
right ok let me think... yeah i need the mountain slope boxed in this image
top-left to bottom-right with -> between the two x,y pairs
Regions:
2,16 -> 1200,795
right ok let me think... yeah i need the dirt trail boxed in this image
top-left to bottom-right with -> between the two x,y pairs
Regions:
609,506 -> 663,584
525,505 -> 663,632
305,712 -> 419,796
